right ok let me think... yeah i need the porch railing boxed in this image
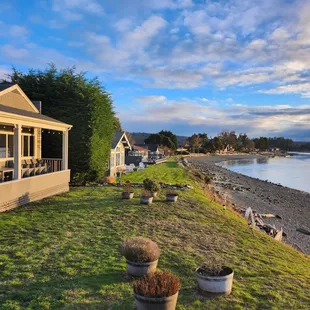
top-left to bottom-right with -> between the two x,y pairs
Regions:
41,158 -> 62,173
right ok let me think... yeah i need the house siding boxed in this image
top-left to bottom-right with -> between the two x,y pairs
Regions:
0,91 -> 36,112
109,142 -> 125,177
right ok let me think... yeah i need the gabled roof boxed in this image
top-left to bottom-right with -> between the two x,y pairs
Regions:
0,84 -> 72,131
111,132 -> 131,149
136,144 -> 160,152
0,84 -> 39,113
133,145 -> 149,152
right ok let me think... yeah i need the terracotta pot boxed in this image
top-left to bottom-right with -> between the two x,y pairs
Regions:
134,291 -> 179,310
126,259 -> 158,277
140,196 -> 153,204
196,266 -> 234,296
166,194 -> 178,202
151,191 -> 158,197
122,192 -> 134,199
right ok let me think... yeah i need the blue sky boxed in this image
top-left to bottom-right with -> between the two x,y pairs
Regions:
1,0 -> 310,140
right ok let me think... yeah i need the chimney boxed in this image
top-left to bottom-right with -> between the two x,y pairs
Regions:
32,101 -> 42,113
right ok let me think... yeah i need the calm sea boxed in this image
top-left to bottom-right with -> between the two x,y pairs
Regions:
217,153 -> 310,193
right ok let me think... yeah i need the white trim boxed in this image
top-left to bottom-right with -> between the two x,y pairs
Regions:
0,113 -> 72,131
0,84 -> 39,113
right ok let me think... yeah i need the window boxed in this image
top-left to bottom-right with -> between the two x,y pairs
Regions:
8,135 -> 14,157
21,131 -> 35,157
0,134 -> 5,158
116,153 -> 120,166
110,155 -> 115,167
0,133 -> 14,158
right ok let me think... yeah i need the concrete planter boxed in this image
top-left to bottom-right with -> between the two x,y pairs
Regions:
126,259 -> 158,277
151,191 -> 158,197
134,291 -> 179,310
166,194 -> 178,202
196,267 -> 234,296
122,192 -> 134,199
140,196 -> 153,204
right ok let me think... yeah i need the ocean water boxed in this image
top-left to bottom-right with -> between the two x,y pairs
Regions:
217,153 -> 310,193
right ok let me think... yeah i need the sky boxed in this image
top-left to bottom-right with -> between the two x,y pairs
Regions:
1,0 -> 310,140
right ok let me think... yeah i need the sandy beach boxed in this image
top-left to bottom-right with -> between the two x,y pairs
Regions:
188,155 -> 310,254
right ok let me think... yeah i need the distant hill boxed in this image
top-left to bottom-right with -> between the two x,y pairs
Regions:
130,132 -> 188,146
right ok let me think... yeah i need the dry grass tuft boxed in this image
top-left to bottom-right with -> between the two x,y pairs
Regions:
119,237 -> 160,263
133,270 -> 180,298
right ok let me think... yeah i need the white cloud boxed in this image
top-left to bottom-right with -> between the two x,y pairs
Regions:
261,83 -> 310,98
52,0 -> 104,20
136,95 -> 167,103
0,66 -> 10,81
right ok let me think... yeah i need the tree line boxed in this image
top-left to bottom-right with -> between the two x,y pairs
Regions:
184,131 -> 296,153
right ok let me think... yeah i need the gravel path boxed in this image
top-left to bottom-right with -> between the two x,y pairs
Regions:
188,155 -> 310,254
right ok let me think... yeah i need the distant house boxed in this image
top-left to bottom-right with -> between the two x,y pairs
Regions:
109,132 -> 131,177
135,144 -> 162,159
126,145 -> 149,166
0,84 -> 72,212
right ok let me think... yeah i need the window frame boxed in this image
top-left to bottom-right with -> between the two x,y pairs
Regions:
0,131 -> 14,160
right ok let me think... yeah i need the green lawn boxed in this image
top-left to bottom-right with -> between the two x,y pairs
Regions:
0,161 -> 309,309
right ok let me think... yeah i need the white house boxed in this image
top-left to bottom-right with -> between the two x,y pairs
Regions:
0,84 -> 72,212
109,132 -> 131,177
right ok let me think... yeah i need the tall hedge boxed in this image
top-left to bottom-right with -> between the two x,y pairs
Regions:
8,64 -> 115,179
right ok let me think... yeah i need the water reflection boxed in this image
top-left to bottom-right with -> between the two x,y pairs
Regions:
217,155 -> 310,193
221,158 -> 269,167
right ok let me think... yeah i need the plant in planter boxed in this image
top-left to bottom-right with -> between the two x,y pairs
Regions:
196,259 -> 234,296
166,190 -> 179,202
122,181 -> 134,199
143,178 -> 160,197
140,190 -> 153,205
133,270 -> 180,310
119,237 -> 160,277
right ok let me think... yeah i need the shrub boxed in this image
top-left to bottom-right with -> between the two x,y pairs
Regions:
72,170 -> 97,185
205,175 -> 212,184
105,176 -> 116,184
133,270 -> 180,298
119,237 -> 160,263
141,190 -> 152,198
166,190 -> 178,196
143,179 -> 160,192
123,182 -> 132,193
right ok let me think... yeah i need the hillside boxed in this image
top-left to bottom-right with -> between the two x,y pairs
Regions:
0,161 -> 309,309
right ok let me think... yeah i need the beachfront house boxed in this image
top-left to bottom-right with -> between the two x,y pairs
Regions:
135,143 -> 162,159
109,132 -> 131,177
126,145 -> 149,166
0,84 -> 72,212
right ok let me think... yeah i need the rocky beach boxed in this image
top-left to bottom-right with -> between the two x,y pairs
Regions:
188,155 -> 310,254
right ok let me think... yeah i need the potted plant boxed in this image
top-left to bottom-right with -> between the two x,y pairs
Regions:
122,181 -> 134,199
143,178 -> 160,197
196,260 -> 234,296
140,190 -> 153,205
133,270 -> 180,310
119,237 -> 160,277
166,190 -> 179,202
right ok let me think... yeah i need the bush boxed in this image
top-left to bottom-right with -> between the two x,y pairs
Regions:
205,175 -> 212,184
72,170 -> 97,185
141,190 -> 152,198
143,178 -> 160,192
123,181 -> 132,193
133,270 -> 180,298
105,176 -> 116,184
119,237 -> 160,263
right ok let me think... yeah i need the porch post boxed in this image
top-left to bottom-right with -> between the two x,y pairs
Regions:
14,124 -> 22,180
62,129 -> 69,170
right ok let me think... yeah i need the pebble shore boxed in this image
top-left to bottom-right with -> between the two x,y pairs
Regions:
188,155 -> 310,254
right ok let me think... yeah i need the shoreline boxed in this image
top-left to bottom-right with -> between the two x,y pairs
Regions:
188,155 -> 310,254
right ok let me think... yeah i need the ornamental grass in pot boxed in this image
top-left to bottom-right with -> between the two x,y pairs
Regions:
140,190 -> 153,204
143,178 -> 160,197
119,237 -> 160,277
133,270 -> 180,310
166,190 -> 179,202
122,181 -> 134,199
196,260 -> 234,296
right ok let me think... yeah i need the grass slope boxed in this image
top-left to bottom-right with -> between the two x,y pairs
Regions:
0,161 -> 309,309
